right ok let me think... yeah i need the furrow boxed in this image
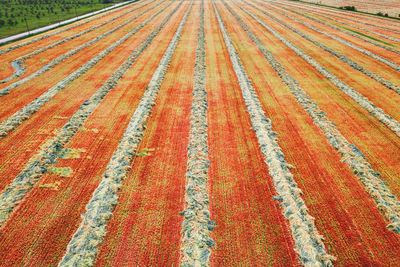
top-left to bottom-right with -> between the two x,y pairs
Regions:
273,0 -> 400,30
300,8 -> 400,43
241,1 -> 400,95
0,0 -> 181,229
0,0 -> 156,85
240,0 -> 400,138
212,1 -> 335,266
275,0 -> 400,35
180,1 -> 215,266
0,0 -> 141,56
0,0 -> 159,97
274,3 -> 400,55
258,0 -> 400,71
228,0 -> 400,236
323,13 -> 400,35
58,1 -> 192,265
0,1 -> 172,139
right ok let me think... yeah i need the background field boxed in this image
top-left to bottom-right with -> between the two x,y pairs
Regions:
298,0 -> 400,17
0,0 -> 129,38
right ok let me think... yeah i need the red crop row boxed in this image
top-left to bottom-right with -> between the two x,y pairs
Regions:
0,0 -> 399,265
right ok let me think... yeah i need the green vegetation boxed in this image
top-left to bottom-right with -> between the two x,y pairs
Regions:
339,6 -> 356,11
338,25 -> 395,47
0,0 -> 128,38
376,12 -> 389,17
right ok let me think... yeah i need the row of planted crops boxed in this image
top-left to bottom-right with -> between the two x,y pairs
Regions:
0,0 -> 400,266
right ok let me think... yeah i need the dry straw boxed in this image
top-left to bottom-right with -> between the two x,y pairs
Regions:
241,0 -> 400,138
180,1 -> 215,266
0,0 -> 178,229
59,1 -> 192,265
232,0 -> 400,238
247,0 -> 400,96
266,0 -> 400,55
0,0 -> 141,56
0,0 -> 170,138
0,0 -> 157,85
299,7 -> 400,43
260,0 -> 400,71
213,1 -> 335,265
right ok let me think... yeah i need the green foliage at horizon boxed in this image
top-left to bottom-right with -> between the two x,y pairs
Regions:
0,0 -> 127,38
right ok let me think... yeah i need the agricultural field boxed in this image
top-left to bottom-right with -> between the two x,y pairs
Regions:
0,0 -> 399,266
300,0 -> 400,17
0,0 -> 130,38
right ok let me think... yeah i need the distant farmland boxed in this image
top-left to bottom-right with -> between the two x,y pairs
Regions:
0,0 -> 129,38
300,0 -> 400,17
0,0 -> 400,266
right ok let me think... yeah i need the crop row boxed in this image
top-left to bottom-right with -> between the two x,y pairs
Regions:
213,1 -> 336,265
296,6 -> 400,43
0,0 -> 178,228
0,0 -> 158,96
0,1 -> 140,57
0,0 -> 399,265
228,0 -> 400,236
275,0 -> 400,29
58,1 -> 190,265
259,1 -> 400,71
247,1 -> 400,95
268,0 -> 400,55
242,0 -> 400,139
180,1 -> 215,266
0,0 -> 169,139
0,0 -> 155,85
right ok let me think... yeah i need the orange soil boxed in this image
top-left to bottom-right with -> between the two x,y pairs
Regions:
307,13 -> 400,47
94,2 -> 195,265
237,0 -> 400,198
259,1 -> 400,66
0,0 -> 145,60
0,2 -> 141,80
300,0 -> 400,18
0,0 -> 399,266
0,2 -> 187,266
205,2 -> 299,266
0,2 -> 168,123
241,1 -> 400,122
0,1 -> 177,191
277,1 -> 400,41
0,0 -> 157,85
273,0 -> 400,30
219,1 -> 400,265
292,8 -> 400,45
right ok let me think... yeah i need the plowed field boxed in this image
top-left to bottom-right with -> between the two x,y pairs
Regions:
0,0 -> 399,266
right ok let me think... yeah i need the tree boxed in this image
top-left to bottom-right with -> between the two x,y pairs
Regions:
342,6 -> 356,11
